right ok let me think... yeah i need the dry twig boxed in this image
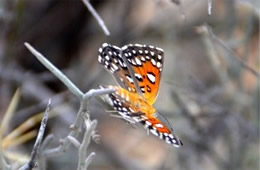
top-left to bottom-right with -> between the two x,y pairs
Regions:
81,0 -> 110,36
18,99 -> 51,170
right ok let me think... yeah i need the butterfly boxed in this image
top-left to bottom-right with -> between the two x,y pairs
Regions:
98,43 -> 183,147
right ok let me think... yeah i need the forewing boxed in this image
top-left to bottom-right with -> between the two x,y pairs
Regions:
122,44 -> 164,105
98,43 -> 137,92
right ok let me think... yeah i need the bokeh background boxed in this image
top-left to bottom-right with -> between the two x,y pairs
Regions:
0,0 -> 259,169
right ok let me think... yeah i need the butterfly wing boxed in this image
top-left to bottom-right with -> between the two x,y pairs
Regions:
98,43 -> 164,105
98,43 -> 132,90
122,44 -> 164,105
104,85 -> 182,147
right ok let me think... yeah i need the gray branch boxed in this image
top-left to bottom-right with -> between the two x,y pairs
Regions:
208,0 -> 212,15
19,99 -> 51,170
24,43 -> 84,99
77,119 -> 97,170
81,0 -> 110,36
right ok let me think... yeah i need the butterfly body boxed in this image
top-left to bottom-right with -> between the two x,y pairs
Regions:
108,85 -> 156,116
98,43 -> 183,147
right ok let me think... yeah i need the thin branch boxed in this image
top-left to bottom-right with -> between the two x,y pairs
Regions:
208,0 -> 212,15
197,25 -> 230,86
81,0 -> 110,36
206,26 -> 260,77
24,42 -> 84,99
40,88 -> 113,158
77,119 -> 97,170
198,25 -> 259,77
68,136 -> 81,148
40,134 -> 53,151
19,99 -> 51,170
83,88 -> 115,102
84,152 -> 96,170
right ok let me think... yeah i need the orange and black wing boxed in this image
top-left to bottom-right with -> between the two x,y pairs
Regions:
121,44 -> 164,105
98,43 -> 164,105
103,86 -> 182,147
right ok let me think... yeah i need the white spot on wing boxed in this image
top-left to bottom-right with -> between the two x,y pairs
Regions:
135,44 -> 142,47
145,121 -> 152,126
155,123 -> 164,128
105,55 -> 110,61
112,63 -> 119,70
98,55 -> 102,63
172,139 -> 177,144
113,58 -> 118,63
147,73 -> 156,83
135,58 -> 142,66
156,47 -> 163,52
102,43 -> 109,47
112,45 -> 121,50
134,73 -> 142,80
122,45 -> 128,50
131,59 -> 136,65
151,59 -> 156,66
126,75 -> 134,83
163,133 -> 169,137
157,62 -> 162,68
150,129 -> 159,136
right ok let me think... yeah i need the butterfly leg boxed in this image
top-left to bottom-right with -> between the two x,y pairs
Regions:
109,114 -> 138,128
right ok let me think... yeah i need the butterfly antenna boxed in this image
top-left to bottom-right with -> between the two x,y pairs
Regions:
105,110 -> 118,113
110,114 -> 137,126
154,112 -> 174,132
155,112 -> 183,145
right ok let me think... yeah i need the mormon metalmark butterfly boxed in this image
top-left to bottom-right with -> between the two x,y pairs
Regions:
98,43 -> 183,147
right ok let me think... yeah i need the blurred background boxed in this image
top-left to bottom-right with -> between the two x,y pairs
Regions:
0,0 -> 259,169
